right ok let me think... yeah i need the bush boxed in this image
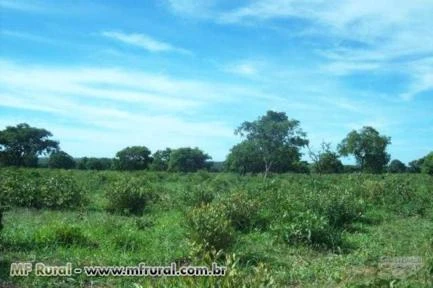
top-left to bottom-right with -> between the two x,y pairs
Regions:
278,210 -> 343,250
186,203 -> 235,251
34,223 -> 92,247
106,178 -> 157,216
186,184 -> 215,206
38,174 -> 84,209
222,191 -> 262,232
0,169 -> 83,209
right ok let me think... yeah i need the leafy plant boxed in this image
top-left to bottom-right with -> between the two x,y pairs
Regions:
186,203 -> 235,251
106,178 -> 157,216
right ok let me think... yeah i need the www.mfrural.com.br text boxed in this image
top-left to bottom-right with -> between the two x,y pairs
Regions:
10,262 -> 226,277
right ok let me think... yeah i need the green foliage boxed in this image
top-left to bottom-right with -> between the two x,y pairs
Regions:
168,147 -> 211,172
0,123 -> 59,167
150,148 -> 172,171
231,111 -> 309,175
310,142 -> 343,174
0,169 -> 83,209
2,170 -> 433,287
34,223 -> 92,247
408,157 -> 425,173
225,140 -> 264,173
421,152 -> 433,175
387,159 -> 407,173
106,177 -> 157,216
114,146 -> 152,170
186,203 -> 235,251
48,150 -> 76,169
222,191 -> 262,232
279,209 -> 342,249
338,126 -> 391,173
185,184 -> 215,206
77,157 -> 113,170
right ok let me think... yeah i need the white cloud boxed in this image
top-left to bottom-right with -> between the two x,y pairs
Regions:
223,61 -> 258,76
0,0 -> 44,12
167,0 -> 433,100
101,31 -> 191,54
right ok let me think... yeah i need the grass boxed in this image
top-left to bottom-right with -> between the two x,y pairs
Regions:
0,169 -> 432,287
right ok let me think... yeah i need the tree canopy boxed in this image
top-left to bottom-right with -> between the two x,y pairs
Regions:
48,151 -> 76,169
387,159 -> 407,173
114,146 -> 152,170
150,148 -> 172,171
421,152 -> 433,175
310,143 -> 343,174
168,147 -> 210,172
0,123 -> 59,167
229,111 -> 309,176
338,126 -> 391,173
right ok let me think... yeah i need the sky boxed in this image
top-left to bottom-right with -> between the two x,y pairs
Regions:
0,0 -> 432,163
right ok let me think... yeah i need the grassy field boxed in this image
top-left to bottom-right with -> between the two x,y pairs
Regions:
1,168 -> 432,287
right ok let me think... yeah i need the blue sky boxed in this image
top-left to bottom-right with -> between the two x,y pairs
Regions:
0,0 -> 432,163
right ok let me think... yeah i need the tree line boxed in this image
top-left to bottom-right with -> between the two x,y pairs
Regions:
0,112 -> 432,175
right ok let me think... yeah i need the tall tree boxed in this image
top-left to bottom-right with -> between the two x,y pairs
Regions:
0,123 -> 59,167
168,147 -> 210,172
421,152 -> 433,175
233,111 -> 308,177
114,146 -> 152,170
338,126 -> 391,173
150,148 -> 172,171
48,151 -> 76,169
387,159 -> 407,173
225,140 -> 263,174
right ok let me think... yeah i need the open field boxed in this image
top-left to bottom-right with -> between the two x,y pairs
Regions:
1,168 -> 432,287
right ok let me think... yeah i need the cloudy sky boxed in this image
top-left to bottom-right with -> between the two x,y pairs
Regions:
0,0 -> 432,163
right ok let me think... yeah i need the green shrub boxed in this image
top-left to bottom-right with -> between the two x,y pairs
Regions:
34,223 -> 92,247
185,184 -> 215,206
186,203 -> 235,251
106,178 -> 157,216
278,210 -> 343,249
0,169 -> 83,209
222,191 -> 262,232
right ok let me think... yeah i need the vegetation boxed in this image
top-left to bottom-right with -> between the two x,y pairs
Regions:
388,159 -> 407,173
48,151 -> 76,169
114,146 -> 152,170
421,152 -> 433,175
168,147 -> 211,172
230,111 -> 308,176
1,170 -> 433,287
0,114 -> 432,287
0,123 -> 59,167
338,126 -> 391,173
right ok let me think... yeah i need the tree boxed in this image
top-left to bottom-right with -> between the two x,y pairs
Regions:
150,148 -> 172,171
309,143 -> 343,174
421,152 -> 433,175
225,140 -> 263,174
76,157 -> 113,170
168,147 -> 210,172
408,157 -> 425,173
233,111 -> 308,177
0,123 -> 59,167
48,151 -> 76,169
114,146 -> 151,170
387,159 -> 407,173
338,126 -> 391,173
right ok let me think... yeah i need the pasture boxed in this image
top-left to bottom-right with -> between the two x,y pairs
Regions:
1,168 -> 432,287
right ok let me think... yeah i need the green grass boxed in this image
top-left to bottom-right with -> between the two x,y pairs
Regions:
1,169 -> 432,287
